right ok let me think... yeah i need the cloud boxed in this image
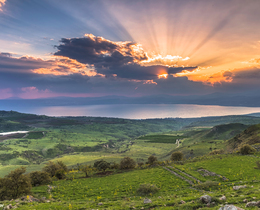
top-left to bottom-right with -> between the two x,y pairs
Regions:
0,52 -> 96,76
54,34 -> 197,80
0,0 -> 6,12
54,34 -> 148,66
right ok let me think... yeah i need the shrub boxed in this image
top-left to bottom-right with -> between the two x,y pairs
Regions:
194,181 -> 219,191
81,165 -> 94,177
0,167 -> 31,201
109,162 -> 120,170
29,171 -> 51,186
119,157 -> 136,170
147,155 -> 157,165
137,183 -> 159,195
94,160 -> 110,172
209,149 -> 224,155
55,169 -> 66,180
138,162 -> 144,167
170,151 -> 184,161
239,144 -> 256,155
57,161 -> 68,172
43,161 -> 68,177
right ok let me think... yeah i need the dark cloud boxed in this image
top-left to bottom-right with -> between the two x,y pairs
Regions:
54,34 -> 197,80
0,53 -> 53,73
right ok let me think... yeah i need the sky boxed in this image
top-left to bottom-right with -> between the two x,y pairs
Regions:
0,0 -> 260,99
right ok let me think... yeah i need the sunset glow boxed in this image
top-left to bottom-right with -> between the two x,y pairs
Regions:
0,0 -> 260,99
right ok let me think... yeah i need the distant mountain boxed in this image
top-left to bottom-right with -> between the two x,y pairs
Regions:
1,93 -> 260,107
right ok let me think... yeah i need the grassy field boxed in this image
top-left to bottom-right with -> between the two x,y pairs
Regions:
1,153 -> 260,209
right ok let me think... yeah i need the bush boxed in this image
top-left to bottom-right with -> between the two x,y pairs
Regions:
170,151 -> 184,161
239,144 -> 256,155
137,183 -> 159,195
148,155 -> 157,165
109,162 -> 120,170
209,149 -> 224,155
194,181 -> 219,191
119,157 -> 136,170
81,165 -> 95,177
0,167 -> 31,201
43,161 -> 68,177
94,160 -> 110,172
55,169 -> 66,180
29,171 -> 51,186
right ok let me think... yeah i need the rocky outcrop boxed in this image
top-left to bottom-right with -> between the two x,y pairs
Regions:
200,195 -> 211,204
218,205 -> 244,210
198,169 -> 228,181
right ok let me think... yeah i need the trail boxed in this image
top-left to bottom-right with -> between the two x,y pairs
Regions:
168,166 -> 201,183
162,166 -> 194,185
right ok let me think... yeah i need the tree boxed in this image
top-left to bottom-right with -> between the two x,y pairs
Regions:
0,167 -> 31,201
147,155 -> 157,165
94,160 -> 110,172
119,157 -> 136,170
170,151 -> 184,161
81,165 -> 95,177
29,171 -> 51,186
43,161 -> 68,179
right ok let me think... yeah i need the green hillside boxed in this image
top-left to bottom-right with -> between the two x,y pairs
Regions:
228,123 -> 260,150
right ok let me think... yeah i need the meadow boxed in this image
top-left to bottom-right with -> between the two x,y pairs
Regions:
2,153 -> 260,209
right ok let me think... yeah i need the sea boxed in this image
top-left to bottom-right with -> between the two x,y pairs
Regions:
2,104 -> 260,119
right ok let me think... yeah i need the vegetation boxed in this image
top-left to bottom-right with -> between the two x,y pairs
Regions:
119,157 -> 136,170
1,111 -> 260,208
170,151 -> 184,161
239,144 -> 256,155
136,183 -> 159,195
29,171 -> 51,186
147,155 -> 157,165
0,167 -> 31,200
93,160 -> 110,172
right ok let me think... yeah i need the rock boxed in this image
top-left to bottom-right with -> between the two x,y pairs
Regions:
5,204 -> 13,209
141,207 -> 144,209
243,199 -> 247,203
98,202 -> 103,205
220,196 -> 226,201
245,201 -> 260,207
218,205 -> 244,210
143,198 -> 152,204
233,185 -> 246,190
253,197 -> 256,199
180,200 -> 186,204
200,195 -> 212,204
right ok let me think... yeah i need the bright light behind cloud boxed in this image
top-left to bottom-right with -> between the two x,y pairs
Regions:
0,0 -> 6,12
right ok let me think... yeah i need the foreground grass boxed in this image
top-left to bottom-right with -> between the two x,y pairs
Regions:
1,154 -> 260,209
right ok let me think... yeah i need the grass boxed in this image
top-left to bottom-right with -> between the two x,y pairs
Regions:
3,153 -> 260,209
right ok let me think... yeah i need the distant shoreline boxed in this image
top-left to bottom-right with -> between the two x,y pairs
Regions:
0,131 -> 29,136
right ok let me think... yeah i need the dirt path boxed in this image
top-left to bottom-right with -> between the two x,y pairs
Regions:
168,166 -> 201,183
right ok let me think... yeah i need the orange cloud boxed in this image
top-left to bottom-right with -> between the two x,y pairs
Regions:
0,0 -> 6,12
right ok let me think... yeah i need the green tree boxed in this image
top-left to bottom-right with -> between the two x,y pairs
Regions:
94,160 -> 110,172
119,157 -> 136,170
147,155 -> 157,165
170,151 -> 184,161
0,167 -> 31,200
29,171 -> 51,186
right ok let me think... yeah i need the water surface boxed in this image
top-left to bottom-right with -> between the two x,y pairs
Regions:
5,104 -> 260,119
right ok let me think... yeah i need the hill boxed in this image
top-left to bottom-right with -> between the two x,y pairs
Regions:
1,110 -> 260,177
227,123 -> 260,150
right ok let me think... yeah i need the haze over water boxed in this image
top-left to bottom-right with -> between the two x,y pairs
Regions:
4,104 -> 260,119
